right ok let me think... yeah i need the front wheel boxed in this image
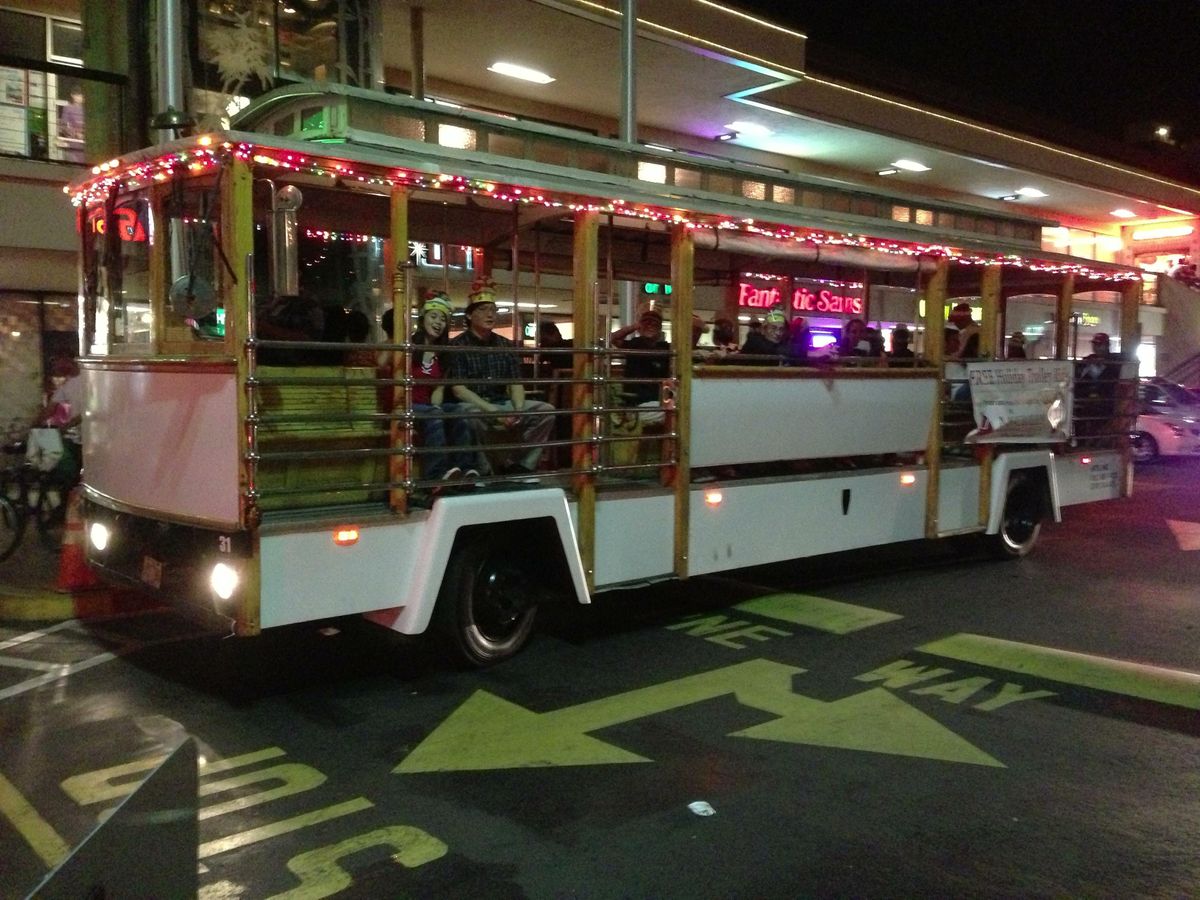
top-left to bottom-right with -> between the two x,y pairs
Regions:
0,496 -> 23,562
435,537 -> 538,667
988,474 -> 1043,559
1130,432 -> 1159,464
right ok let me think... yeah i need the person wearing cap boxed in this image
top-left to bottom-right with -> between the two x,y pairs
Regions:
446,279 -> 555,476
382,290 -> 478,482
737,305 -> 789,364
609,303 -> 671,425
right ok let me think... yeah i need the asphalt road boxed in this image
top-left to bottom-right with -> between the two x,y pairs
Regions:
2,460 -> 1198,898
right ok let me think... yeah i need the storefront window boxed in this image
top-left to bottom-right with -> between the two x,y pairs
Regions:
0,11 -> 82,163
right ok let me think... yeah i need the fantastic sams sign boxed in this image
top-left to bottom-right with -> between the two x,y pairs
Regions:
736,278 -> 863,316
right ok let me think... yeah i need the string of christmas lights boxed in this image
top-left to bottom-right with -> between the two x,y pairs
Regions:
66,138 -> 1141,282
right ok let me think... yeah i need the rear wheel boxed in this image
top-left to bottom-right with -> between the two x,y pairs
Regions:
1130,431 -> 1159,464
989,474 -> 1043,559
0,497 -> 22,562
436,537 -> 538,667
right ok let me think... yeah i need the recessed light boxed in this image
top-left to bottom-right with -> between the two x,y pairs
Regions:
999,194 -> 1020,201
1110,209 -> 1136,219
891,159 -> 930,172
716,132 -> 737,141
1015,187 -> 1047,198
1132,224 -> 1194,241
1155,125 -> 1171,138
876,168 -> 899,176
725,121 -> 772,138
487,61 -> 555,84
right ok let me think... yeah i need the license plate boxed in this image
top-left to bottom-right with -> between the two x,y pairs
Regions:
141,556 -> 163,589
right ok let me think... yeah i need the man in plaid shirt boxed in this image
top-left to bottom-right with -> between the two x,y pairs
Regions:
447,280 -> 555,476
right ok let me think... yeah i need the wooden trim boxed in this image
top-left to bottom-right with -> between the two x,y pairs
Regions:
923,256 -> 949,539
80,357 -> 237,373
1054,274 -> 1075,360
572,210 -> 599,591
693,365 -> 937,380
389,186 -> 410,515
671,226 -> 694,579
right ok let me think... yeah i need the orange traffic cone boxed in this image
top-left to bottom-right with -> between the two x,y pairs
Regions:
56,487 -> 100,593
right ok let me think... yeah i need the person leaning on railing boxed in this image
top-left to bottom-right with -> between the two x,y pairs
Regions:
446,279 -> 555,477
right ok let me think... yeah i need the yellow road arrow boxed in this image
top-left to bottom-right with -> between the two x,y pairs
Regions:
396,659 -> 1002,773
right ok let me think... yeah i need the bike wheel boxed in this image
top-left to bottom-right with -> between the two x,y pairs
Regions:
35,480 -> 68,551
0,496 -> 24,562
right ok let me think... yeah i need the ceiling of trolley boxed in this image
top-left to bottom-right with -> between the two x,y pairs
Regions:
378,0 -> 1200,229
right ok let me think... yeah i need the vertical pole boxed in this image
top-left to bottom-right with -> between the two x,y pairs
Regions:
226,154 -> 259,635
389,187 -> 411,514
922,256 -> 948,539
1055,274 -> 1075,359
572,211 -> 599,591
149,190 -> 166,350
410,6 -> 425,102
620,0 -> 637,144
977,263 -> 1002,526
670,226 -> 694,578
1118,277 -> 1143,496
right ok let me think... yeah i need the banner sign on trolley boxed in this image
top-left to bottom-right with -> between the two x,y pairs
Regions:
963,360 -> 1074,443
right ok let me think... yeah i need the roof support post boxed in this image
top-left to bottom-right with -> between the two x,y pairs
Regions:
1055,273 -> 1076,359
620,0 -> 637,144
573,210 -> 599,590
389,186 -> 412,515
670,225 -> 694,578
922,256 -> 948,539
977,263 -> 1002,525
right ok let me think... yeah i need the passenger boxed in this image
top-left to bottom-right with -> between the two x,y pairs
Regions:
380,297 -> 477,482
862,325 -> 886,358
447,279 -> 556,476
888,324 -> 916,362
787,315 -> 813,365
1076,332 -> 1123,438
1006,331 -> 1027,359
535,320 -> 573,379
343,308 -> 376,367
256,291 -> 325,364
837,317 -> 875,358
737,306 -> 788,364
609,303 -> 671,425
711,317 -> 739,353
948,302 -> 981,359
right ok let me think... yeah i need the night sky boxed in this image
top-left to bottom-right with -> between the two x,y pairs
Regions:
730,1 -> 1200,158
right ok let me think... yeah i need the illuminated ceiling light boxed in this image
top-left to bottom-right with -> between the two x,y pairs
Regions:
644,143 -> 675,153
1131,224 -> 1194,241
999,194 -> 1020,201
1015,187 -> 1047,198
1110,209 -> 1136,218
725,121 -> 772,138
1155,125 -> 1171,139
890,159 -> 930,172
487,61 -> 555,84
716,132 -> 738,141
1158,204 -> 1193,215
876,168 -> 899,176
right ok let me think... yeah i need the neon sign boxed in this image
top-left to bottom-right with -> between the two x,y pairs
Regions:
737,281 -> 863,316
84,205 -> 148,242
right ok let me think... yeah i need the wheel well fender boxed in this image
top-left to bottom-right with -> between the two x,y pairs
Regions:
373,488 -> 589,637
986,454 -> 1059,534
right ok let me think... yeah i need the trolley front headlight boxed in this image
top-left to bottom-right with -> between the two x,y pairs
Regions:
210,562 -> 240,601
89,521 -> 110,552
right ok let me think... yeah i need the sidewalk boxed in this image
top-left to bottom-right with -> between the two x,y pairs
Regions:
0,537 -> 152,623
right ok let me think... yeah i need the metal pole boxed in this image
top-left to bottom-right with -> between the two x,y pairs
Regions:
152,0 -> 190,140
410,6 -> 425,102
619,0 -> 637,144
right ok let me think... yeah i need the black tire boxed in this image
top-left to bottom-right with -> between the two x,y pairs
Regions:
1130,432 -> 1159,464
0,496 -> 23,562
435,537 -> 538,667
989,474 -> 1043,559
35,482 -> 67,551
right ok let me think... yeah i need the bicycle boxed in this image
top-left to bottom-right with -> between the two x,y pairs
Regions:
0,428 -> 72,563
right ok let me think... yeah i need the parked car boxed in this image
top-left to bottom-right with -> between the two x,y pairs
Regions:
1131,377 -> 1200,463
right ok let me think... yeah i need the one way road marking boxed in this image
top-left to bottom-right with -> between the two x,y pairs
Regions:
396,659 -> 1002,773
